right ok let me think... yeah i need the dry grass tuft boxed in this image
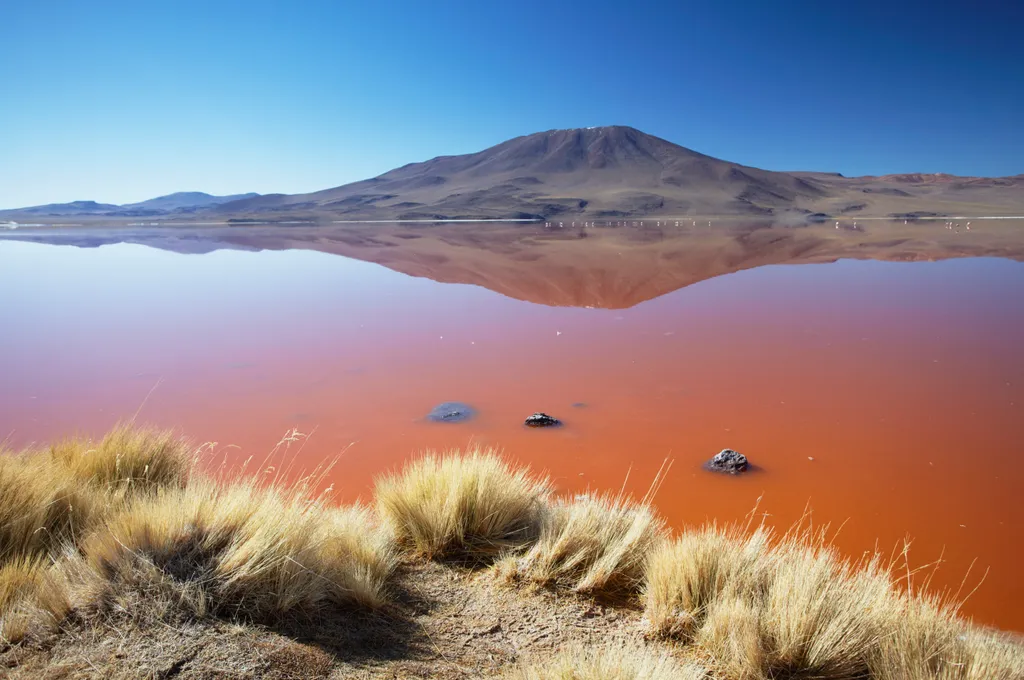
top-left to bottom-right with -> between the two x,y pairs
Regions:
644,524 -> 1024,680
750,540 -> 892,678
49,424 -> 193,495
81,479 -> 395,621
868,594 -> 1024,680
648,526 -> 890,677
507,644 -> 708,680
0,453 -> 96,564
0,555 -> 73,644
959,629 -> 1024,680
0,425 -> 191,569
375,449 -> 551,560
643,525 -> 772,640
500,493 -> 666,598
319,504 -> 397,610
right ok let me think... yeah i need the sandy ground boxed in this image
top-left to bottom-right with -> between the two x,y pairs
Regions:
1,559 -> 668,679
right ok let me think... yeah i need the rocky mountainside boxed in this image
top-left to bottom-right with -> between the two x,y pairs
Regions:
4,127 -> 1022,222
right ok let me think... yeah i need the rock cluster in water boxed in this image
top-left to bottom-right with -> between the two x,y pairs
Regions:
426,403 -> 566,428
706,449 -> 749,474
426,402 -> 476,423
524,413 -> 562,428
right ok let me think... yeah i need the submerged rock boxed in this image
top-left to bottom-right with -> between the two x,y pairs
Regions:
427,402 -> 476,423
706,449 -> 749,474
524,413 -> 562,428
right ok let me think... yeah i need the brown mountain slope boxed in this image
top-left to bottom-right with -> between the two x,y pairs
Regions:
4,127 -> 1022,222
211,126 -> 834,220
206,126 -> 1024,221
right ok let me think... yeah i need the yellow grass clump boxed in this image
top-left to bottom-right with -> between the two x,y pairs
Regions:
694,541 -> 893,678
867,594 -> 1024,680
643,525 -> 773,639
49,424 -> 193,495
0,556 -> 73,644
82,479 -> 396,620
0,425 -> 191,570
0,453 -> 96,564
645,524 -> 1024,680
507,644 -> 708,680
501,492 -> 666,598
375,449 -> 551,560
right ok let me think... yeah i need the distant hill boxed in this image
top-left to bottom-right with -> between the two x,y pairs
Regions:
1,192 -> 259,218
121,192 -> 259,213
3,127 -> 1022,221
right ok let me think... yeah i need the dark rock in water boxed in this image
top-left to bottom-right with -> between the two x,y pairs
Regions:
524,413 -> 562,428
427,402 -> 475,423
706,449 -> 748,474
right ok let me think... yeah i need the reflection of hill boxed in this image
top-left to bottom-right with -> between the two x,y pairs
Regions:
5,220 -> 1024,308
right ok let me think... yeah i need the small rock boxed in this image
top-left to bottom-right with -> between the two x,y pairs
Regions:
427,402 -> 475,423
525,413 -> 562,428
706,448 -> 749,474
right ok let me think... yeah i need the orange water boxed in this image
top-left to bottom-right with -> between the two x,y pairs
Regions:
2,241 -> 1022,630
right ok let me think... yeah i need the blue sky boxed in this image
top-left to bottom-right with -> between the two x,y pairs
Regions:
2,0 -> 1022,208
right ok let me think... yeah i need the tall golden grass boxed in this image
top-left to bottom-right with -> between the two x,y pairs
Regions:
0,425 -> 192,567
0,556 -> 73,643
83,480 -> 395,620
0,454 -> 94,563
500,493 -> 666,597
375,449 -> 551,559
49,424 -> 193,494
0,426 -> 395,643
645,526 -> 1024,679
507,644 -> 708,680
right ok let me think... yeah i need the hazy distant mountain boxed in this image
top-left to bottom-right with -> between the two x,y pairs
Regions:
121,192 -> 260,212
2,192 -> 259,218
10,200 -> 124,216
4,127 -> 1022,222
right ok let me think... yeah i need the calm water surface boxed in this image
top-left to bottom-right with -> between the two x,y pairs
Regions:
1,240 -> 1022,630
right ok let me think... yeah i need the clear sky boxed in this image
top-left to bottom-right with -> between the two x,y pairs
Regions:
2,0 -> 1022,208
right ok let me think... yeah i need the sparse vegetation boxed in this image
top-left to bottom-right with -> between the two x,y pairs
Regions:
82,480 -> 395,621
1,425 -> 1022,679
49,424 -> 193,495
645,526 -> 1024,679
507,644 -> 708,680
375,449 -> 551,560
499,493 -> 666,598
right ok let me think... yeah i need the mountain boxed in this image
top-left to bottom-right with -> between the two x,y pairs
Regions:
212,126 -> 832,220
121,192 -> 259,213
1,192 -> 259,218
9,200 -> 123,216
3,127 -> 1022,222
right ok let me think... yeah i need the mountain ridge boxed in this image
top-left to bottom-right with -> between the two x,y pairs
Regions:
3,192 -> 259,217
4,127 -> 1023,221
